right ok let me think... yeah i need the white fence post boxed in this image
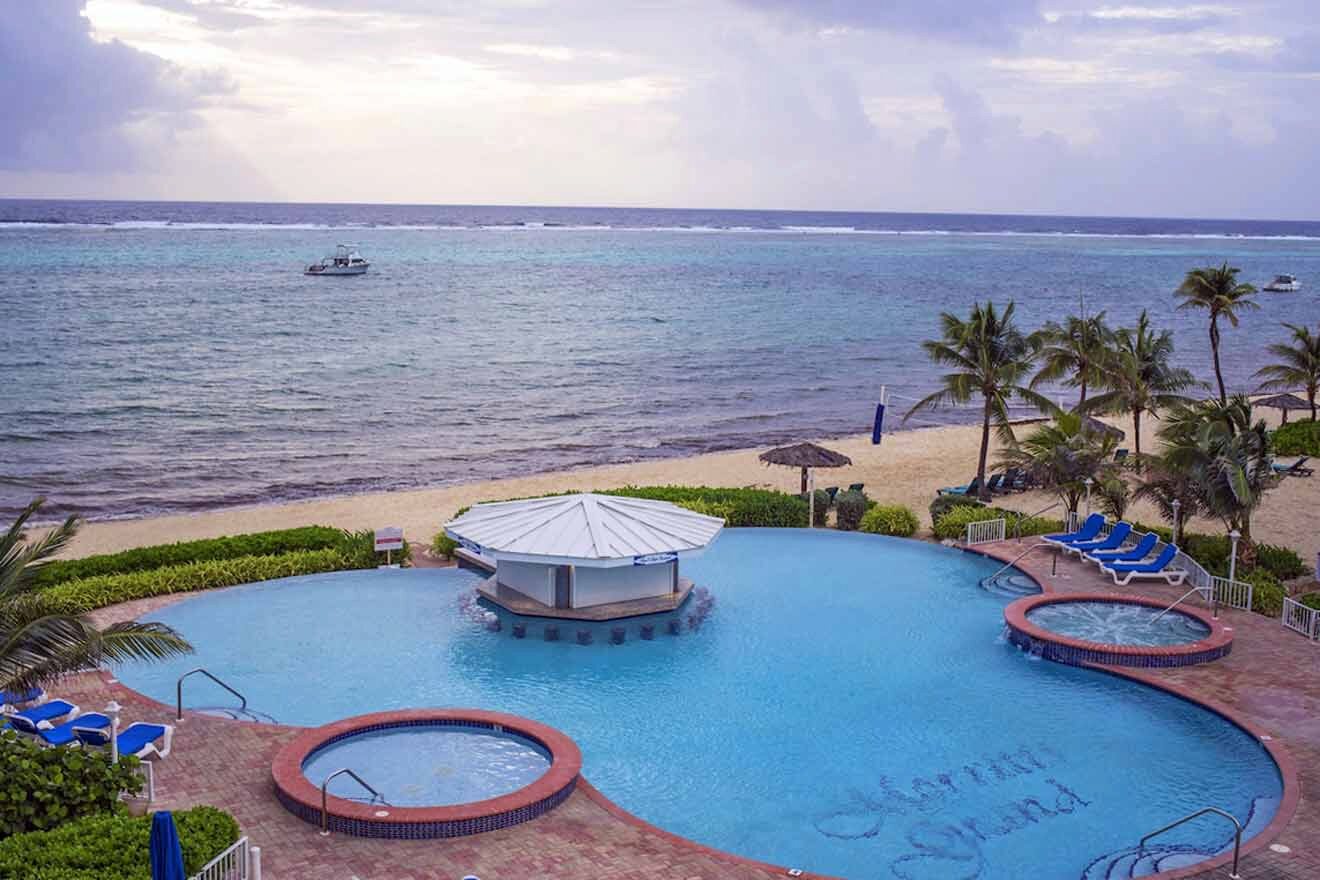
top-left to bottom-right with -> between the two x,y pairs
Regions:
1209,575 -> 1254,613
189,836 -> 250,880
966,518 -> 1006,546
250,845 -> 262,880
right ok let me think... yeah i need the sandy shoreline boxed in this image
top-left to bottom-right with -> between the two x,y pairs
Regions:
62,409 -> 1320,569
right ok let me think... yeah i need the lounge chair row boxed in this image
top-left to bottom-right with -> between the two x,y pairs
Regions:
938,468 -> 1035,497
1272,456 -> 1313,477
1043,514 -> 1187,586
1,690 -> 173,759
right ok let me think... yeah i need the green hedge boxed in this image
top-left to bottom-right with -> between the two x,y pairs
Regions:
33,526 -> 346,588
928,494 -> 983,525
0,732 -> 142,837
40,548 -> 352,615
1271,419 -> 1320,456
932,506 -> 1064,541
1301,593 -> 1320,612
0,806 -> 239,880
859,505 -> 919,537
834,490 -> 867,531
1247,570 -> 1286,617
602,486 -> 807,527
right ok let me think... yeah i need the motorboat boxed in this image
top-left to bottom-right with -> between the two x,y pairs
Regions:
1263,273 -> 1300,292
305,245 -> 369,276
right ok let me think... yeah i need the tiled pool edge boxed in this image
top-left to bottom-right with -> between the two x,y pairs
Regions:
1003,592 -> 1234,668
270,709 -> 581,839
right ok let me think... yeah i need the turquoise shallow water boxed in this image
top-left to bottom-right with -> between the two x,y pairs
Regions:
1026,602 -> 1212,647
114,530 -> 1282,879
5,200 -> 1320,521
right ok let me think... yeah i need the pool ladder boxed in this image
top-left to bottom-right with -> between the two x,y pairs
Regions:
320,768 -> 389,836
982,541 -> 1052,587
1139,806 -> 1243,879
176,667 -> 248,722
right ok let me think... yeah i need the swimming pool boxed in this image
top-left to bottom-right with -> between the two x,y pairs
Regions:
115,529 -> 1282,879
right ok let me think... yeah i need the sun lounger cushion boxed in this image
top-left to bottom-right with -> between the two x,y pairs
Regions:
1044,513 -> 1105,545
8,700 -> 76,732
1102,544 -> 1178,573
1067,522 -> 1132,553
116,723 -> 168,758
41,713 -> 111,747
1086,533 -> 1159,563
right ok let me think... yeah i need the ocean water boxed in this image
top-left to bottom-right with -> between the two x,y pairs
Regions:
3,199 -> 1319,520
114,531 -> 1283,879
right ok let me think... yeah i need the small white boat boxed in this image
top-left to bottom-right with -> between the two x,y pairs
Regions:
1263,273 -> 1300,292
305,245 -> 369,276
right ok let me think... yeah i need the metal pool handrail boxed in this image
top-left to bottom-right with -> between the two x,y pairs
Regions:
321,768 -> 388,836
1151,584 -> 1210,624
176,667 -> 247,721
1014,500 -> 1062,542
1138,806 -> 1243,879
984,541 -> 1051,583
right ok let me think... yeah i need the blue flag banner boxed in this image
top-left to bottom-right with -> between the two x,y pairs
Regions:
872,402 -> 886,445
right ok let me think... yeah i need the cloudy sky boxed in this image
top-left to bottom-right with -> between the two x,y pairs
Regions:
1,0 -> 1317,218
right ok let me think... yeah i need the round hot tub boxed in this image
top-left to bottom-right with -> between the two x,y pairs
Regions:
272,709 -> 581,838
1004,593 -> 1233,668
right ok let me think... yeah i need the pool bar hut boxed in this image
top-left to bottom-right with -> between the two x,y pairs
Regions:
445,494 -> 724,621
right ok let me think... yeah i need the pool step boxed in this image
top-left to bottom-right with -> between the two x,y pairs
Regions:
1082,843 -> 1212,879
192,705 -> 279,724
978,571 -> 1041,599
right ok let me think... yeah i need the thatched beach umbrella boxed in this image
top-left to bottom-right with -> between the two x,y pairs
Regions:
1255,392 -> 1310,424
1078,416 -> 1126,443
759,442 -> 852,527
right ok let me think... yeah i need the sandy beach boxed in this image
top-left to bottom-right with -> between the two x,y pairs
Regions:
64,408 -> 1320,569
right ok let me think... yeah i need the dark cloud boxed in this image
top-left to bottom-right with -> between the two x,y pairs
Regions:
0,0 -> 230,172
735,0 -> 1043,47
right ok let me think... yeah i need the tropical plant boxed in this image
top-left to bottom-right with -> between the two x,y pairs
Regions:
1,498 -> 192,693
1132,455 -> 1202,546
996,412 -> 1119,516
1082,310 -> 1201,458
1030,311 -> 1113,407
834,490 -> 868,531
1096,476 -> 1129,521
904,301 -> 1054,499
0,730 -> 143,836
859,505 -> 919,537
1176,262 -> 1259,403
1254,322 -> 1320,420
1271,420 -> 1320,456
1157,396 -> 1277,558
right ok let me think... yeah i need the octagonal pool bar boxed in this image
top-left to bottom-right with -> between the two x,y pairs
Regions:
272,709 -> 582,838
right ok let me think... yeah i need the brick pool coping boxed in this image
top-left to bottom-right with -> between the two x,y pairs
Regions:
965,542 -> 1302,880
270,708 -> 581,838
1003,591 -> 1234,668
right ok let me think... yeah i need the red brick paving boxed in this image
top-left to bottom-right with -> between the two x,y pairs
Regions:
63,542 -> 1318,879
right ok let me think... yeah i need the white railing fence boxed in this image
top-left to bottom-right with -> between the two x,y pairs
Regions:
1209,575 -> 1254,613
189,837 -> 261,880
966,518 -> 1006,546
1282,598 -> 1320,641
1065,510 -> 1080,533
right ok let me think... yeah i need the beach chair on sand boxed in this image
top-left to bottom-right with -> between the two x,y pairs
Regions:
4,700 -> 78,733
1114,448 -> 1129,465
1101,544 -> 1187,586
1042,513 -> 1105,548
1062,522 -> 1132,557
823,487 -> 839,504
75,721 -> 174,760
1272,457 -> 1313,477
1085,532 -> 1159,567
997,468 -> 1024,493
847,483 -> 865,494
938,476 -> 981,497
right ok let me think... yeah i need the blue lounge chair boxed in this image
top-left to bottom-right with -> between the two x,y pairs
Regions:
1063,522 -> 1132,557
1272,457 -> 1313,477
938,476 -> 981,497
1085,532 -> 1159,566
74,721 -> 174,759
4,700 -> 78,734
1102,544 -> 1187,586
1042,513 -> 1105,547
39,713 -> 111,748
0,687 -> 44,709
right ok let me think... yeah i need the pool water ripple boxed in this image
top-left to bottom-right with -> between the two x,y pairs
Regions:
114,530 -> 1281,880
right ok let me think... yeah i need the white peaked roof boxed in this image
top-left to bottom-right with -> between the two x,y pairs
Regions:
444,493 -> 725,567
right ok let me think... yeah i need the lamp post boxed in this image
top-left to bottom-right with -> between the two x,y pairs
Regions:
104,700 -> 121,763
1171,499 -> 1181,546
1228,530 -> 1241,582
1083,477 -> 1094,519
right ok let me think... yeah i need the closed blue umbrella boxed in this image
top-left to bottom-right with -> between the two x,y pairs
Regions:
149,811 -> 186,880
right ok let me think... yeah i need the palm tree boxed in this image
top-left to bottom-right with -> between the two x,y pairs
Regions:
1083,310 -> 1201,459
1254,322 -> 1320,420
996,411 -> 1118,515
904,301 -> 1055,500
1176,263 -> 1258,403
1157,396 -> 1276,554
1133,456 -> 1202,546
1030,311 -> 1113,408
2,498 -> 192,693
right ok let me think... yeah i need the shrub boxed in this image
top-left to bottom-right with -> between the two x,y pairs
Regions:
1301,593 -> 1320,611
810,490 -> 831,527
859,505 -> 919,537
1011,514 -> 1066,537
601,486 -> 807,528
40,548 -> 352,615
32,526 -> 346,588
1247,570 -> 1286,617
1270,419 -> 1320,456
1256,543 -> 1309,580
333,529 -> 411,568
431,531 -> 459,559
0,732 -> 142,836
834,490 -> 867,531
928,494 -> 983,525
0,805 -> 239,880
932,505 -> 1062,541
